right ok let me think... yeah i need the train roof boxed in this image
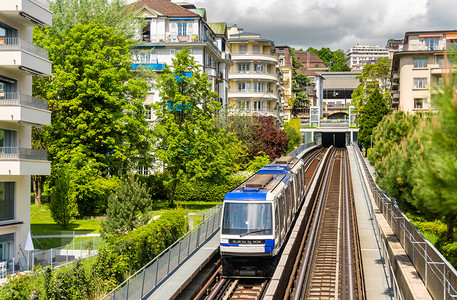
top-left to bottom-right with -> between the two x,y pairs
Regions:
224,156 -> 300,201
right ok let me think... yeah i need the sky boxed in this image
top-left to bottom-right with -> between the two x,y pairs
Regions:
186,0 -> 457,51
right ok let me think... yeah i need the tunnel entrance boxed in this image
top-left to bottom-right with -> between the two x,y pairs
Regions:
322,132 -> 346,148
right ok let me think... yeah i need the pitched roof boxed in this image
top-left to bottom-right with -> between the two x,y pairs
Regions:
133,0 -> 198,17
208,23 -> 227,35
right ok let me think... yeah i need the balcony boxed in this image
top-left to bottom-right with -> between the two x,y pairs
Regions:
231,52 -> 278,63
139,34 -> 221,56
0,147 -> 50,175
1,0 -> 52,27
229,90 -> 278,101
0,93 -> 51,125
229,71 -> 278,82
0,37 -> 51,75
131,61 -> 166,71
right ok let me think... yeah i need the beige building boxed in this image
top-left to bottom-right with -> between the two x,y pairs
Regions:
0,0 -> 52,273
227,25 -> 284,125
391,30 -> 457,112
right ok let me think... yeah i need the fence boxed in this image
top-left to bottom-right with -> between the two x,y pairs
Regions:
102,204 -> 223,300
1,236 -> 103,279
288,141 -> 317,157
351,142 -> 457,299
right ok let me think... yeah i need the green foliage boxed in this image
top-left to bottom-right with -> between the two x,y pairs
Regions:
154,48 -> 238,206
289,48 -> 312,116
0,273 -> 36,300
246,152 -> 271,173
413,52 -> 457,240
284,123 -> 302,153
42,0 -> 141,40
100,175 -> 152,238
357,88 -> 390,149
137,173 -> 170,200
95,209 -> 188,282
352,57 -> 392,111
49,166 -> 78,228
439,242 -> 457,267
306,47 -> 351,71
36,22 -> 152,178
43,261 -> 91,300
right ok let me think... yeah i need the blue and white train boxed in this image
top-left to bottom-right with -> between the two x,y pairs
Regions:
220,155 -> 306,277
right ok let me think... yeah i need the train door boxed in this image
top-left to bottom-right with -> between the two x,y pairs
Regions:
274,202 -> 281,247
278,194 -> 285,240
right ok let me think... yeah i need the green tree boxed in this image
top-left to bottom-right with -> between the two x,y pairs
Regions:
306,47 -> 351,71
37,23 -> 152,176
284,121 -> 301,153
414,58 -> 457,240
289,48 -> 311,116
100,175 -> 152,237
357,88 -> 390,149
154,48 -> 238,206
49,166 -> 78,228
41,0 -> 141,40
351,57 -> 392,109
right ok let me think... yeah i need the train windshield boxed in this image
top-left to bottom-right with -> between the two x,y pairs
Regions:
222,202 -> 273,235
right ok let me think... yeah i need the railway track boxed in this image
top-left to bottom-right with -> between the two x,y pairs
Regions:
288,148 -> 364,300
188,147 -> 364,300
193,148 -> 324,300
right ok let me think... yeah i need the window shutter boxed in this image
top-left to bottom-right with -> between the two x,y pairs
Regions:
170,22 -> 177,34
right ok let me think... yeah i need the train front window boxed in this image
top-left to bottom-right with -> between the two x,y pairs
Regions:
222,202 -> 273,235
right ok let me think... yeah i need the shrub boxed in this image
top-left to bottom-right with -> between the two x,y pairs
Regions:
439,242 -> 457,268
94,209 -> 188,285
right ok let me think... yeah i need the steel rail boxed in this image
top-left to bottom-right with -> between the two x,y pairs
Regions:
292,148 -> 337,300
344,150 -> 355,300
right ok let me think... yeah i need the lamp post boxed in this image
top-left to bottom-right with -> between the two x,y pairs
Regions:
370,135 -> 373,148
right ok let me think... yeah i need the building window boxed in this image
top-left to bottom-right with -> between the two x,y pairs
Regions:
237,63 -> 250,73
237,82 -> 250,92
254,82 -> 265,92
413,78 -> 427,89
237,100 -> 250,111
177,22 -> 187,36
252,44 -> 261,54
413,58 -> 427,68
425,38 -> 439,51
144,105 -> 152,120
0,129 -> 17,151
0,182 -> 15,221
238,44 -> 247,54
0,234 -> 14,262
138,166 -> 149,176
254,64 -> 264,73
170,49 -> 175,55
414,98 -> 427,109
253,101 -> 265,111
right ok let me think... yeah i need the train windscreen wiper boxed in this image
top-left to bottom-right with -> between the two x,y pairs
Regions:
240,229 -> 270,237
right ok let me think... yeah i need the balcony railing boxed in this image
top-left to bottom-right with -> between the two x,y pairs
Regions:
0,93 -> 48,110
0,148 -> 48,160
0,37 -> 49,60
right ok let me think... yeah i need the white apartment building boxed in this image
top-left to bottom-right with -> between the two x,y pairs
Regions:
391,30 -> 457,112
0,0 -> 52,272
346,45 -> 389,71
227,25 -> 284,125
131,0 -> 231,122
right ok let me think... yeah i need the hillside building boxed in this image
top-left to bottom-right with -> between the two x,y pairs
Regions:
346,45 -> 389,71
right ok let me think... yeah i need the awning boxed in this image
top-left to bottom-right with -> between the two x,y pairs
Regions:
446,33 -> 457,39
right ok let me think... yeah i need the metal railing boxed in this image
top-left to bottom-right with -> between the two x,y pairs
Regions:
0,37 -> 49,60
102,204 -> 223,300
0,147 -> 48,160
351,142 -> 457,300
288,141 -> 317,157
0,93 -> 48,110
0,236 -> 103,279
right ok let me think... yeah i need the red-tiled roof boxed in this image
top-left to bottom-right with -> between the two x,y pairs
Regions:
133,0 -> 198,17
295,51 -> 326,67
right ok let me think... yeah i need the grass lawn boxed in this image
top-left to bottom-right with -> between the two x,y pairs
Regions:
31,200 -> 221,248
31,203 -> 101,236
